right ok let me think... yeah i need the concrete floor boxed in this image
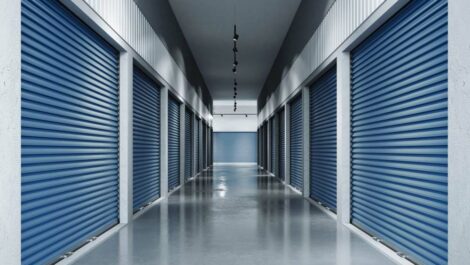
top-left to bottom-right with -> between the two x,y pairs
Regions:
72,165 -> 395,265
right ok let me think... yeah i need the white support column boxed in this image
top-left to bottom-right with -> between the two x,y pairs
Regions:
160,88 -> 169,197
0,0 -> 21,263
285,104 -> 291,186
180,104 -> 185,185
302,87 -> 310,198
119,52 -> 133,223
449,1 -> 470,264
336,52 -> 351,225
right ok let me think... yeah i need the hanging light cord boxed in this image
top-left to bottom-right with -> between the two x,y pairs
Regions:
232,0 -> 239,112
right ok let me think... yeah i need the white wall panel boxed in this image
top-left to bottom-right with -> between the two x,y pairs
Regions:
83,0 -> 212,122
259,0 -> 386,123
213,101 -> 257,132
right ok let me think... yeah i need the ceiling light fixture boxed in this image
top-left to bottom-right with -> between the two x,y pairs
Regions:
232,1 -> 239,112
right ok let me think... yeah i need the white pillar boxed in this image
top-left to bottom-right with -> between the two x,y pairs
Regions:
448,1 -> 470,264
302,87 -> 310,198
336,52 -> 351,225
119,52 -> 133,223
180,104 -> 185,185
160,88 -> 169,197
0,0 -> 21,263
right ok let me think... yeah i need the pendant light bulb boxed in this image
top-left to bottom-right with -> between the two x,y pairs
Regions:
233,24 -> 239,41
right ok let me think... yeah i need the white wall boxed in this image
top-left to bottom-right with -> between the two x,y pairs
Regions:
258,0 -> 388,123
213,100 -> 257,132
73,0 -> 212,122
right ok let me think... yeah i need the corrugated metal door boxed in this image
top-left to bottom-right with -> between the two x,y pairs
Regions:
264,123 -> 268,170
259,126 -> 263,167
270,116 -> 276,175
21,1 -> 119,264
309,67 -> 337,211
195,117 -> 200,173
185,108 -> 193,180
261,124 -> 265,169
279,108 -> 286,180
209,127 -> 213,166
202,122 -> 207,169
205,124 -> 209,168
133,66 -> 160,212
289,95 -> 303,190
258,127 -> 261,166
168,95 -> 181,191
350,0 -> 448,264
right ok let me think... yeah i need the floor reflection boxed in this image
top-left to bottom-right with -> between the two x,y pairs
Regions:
72,164 -> 394,265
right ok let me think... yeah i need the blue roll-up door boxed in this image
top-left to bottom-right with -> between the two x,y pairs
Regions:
261,123 -> 265,169
202,122 -> 207,169
258,127 -> 261,166
208,125 -> 212,166
309,67 -> 337,211
270,116 -> 276,175
279,108 -> 286,180
264,123 -> 268,170
350,0 -> 448,264
210,127 -> 213,166
21,1 -> 119,264
205,123 -> 209,168
257,128 -> 260,166
289,95 -> 303,190
185,108 -> 193,180
168,95 -> 181,191
133,67 -> 161,212
195,117 -> 200,173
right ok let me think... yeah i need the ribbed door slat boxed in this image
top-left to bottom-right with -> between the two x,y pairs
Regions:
133,67 -> 160,211
185,109 -> 193,179
279,108 -> 286,180
168,96 -> 181,191
289,95 -> 303,190
350,1 -> 448,264
309,67 -> 337,211
21,1 -> 119,264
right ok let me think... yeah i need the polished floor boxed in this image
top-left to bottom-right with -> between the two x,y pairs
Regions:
72,165 -> 394,265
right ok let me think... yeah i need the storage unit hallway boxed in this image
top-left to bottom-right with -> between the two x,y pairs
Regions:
71,165 -> 394,265
1,0 -> 470,265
